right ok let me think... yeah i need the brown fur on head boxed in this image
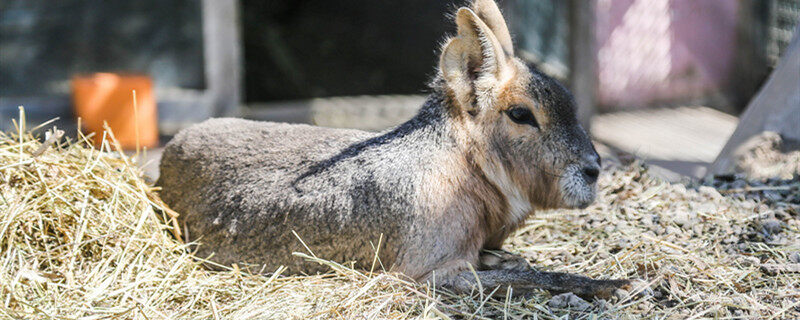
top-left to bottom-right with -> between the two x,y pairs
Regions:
438,0 -> 601,214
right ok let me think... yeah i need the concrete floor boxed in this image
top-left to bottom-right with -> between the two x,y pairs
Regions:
591,106 -> 738,179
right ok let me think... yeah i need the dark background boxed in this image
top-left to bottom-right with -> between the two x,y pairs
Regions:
240,1 -> 569,102
0,0 -> 205,96
240,0 -> 453,102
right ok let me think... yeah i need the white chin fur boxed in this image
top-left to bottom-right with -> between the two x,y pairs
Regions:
481,160 -> 533,225
559,166 -> 597,208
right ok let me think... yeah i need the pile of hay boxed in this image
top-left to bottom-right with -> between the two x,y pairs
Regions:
733,131 -> 800,180
0,118 -> 442,319
1,117 -> 798,319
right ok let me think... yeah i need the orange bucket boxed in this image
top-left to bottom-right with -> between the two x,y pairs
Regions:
71,73 -> 159,149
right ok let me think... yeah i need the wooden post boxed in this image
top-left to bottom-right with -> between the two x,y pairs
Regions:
202,0 -> 242,117
728,0 -> 771,114
568,0 -> 598,130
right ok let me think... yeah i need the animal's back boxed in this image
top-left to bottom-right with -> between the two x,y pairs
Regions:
158,118 -> 401,273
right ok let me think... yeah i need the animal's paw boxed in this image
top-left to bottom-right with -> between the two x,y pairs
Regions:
479,250 -> 532,271
613,279 -> 654,300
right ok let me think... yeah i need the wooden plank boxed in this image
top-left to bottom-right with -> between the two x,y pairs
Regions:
710,25 -> 800,175
202,0 -> 242,118
568,0 -> 598,129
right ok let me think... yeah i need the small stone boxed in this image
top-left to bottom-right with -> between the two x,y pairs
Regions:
593,299 -> 610,311
761,219 -> 783,234
618,238 -> 632,249
790,252 -> 800,263
698,186 -> 722,199
697,203 -> 717,215
651,214 -> 661,225
666,226 -> 680,235
739,256 -> 760,267
766,235 -> 788,245
722,235 -> 737,244
548,292 -> 592,311
653,289 -> 663,299
636,300 -> 655,311
672,211 -> 693,228
763,190 -> 782,202
760,263 -> 800,276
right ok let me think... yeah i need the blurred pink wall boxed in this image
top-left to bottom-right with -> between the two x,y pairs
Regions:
596,0 -> 739,109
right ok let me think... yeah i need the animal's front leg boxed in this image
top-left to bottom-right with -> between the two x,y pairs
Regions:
478,249 -> 532,271
439,267 -> 640,300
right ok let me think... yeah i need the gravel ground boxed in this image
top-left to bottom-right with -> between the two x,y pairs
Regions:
495,146 -> 800,318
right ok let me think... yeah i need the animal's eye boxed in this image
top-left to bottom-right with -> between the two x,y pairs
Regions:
505,107 -> 539,128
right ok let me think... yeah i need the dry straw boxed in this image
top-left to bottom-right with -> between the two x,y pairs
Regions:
1,110 -> 798,319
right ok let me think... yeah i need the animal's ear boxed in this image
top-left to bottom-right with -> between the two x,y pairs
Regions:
439,8 -> 511,113
471,0 -> 513,55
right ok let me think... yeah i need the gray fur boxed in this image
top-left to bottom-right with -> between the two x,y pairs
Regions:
159,95 -> 459,276
158,0 -> 642,298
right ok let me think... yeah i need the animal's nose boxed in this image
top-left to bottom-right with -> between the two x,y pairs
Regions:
581,166 -> 600,185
